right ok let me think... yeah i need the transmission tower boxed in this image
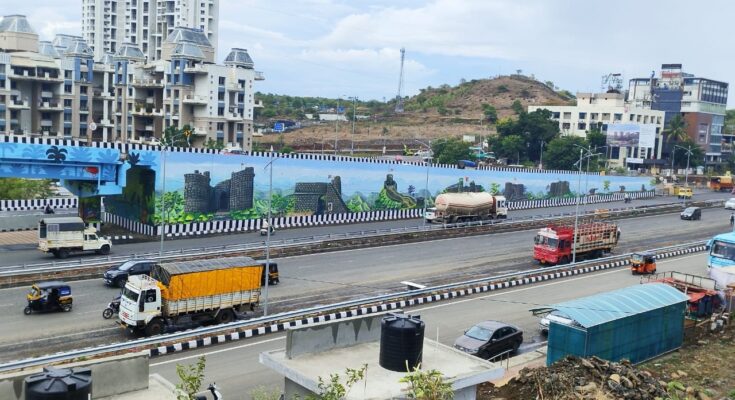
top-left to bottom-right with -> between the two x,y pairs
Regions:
395,47 -> 405,113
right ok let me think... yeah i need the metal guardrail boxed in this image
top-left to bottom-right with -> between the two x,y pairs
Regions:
1,200 -> 719,278
0,239 -> 709,372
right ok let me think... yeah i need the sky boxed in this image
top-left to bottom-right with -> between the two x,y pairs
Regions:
12,0 -> 735,106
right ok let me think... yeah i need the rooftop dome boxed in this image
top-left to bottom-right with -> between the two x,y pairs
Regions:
38,41 -> 60,58
64,39 -> 94,58
224,48 -> 254,69
52,34 -> 83,52
172,40 -> 205,60
165,27 -> 212,48
115,42 -> 145,61
0,15 -> 36,34
97,52 -> 115,65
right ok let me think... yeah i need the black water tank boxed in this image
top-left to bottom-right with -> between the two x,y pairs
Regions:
25,367 -> 92,400
379,314 -> 425,372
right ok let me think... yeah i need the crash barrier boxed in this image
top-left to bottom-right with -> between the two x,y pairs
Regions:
0,200 -> 722,289
104,191 -> 656,237
0,351 -> 149,399
0,197 -> 77,212
0,240 -> 707,373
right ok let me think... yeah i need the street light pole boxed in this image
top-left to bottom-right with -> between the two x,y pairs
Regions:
572,148 -> 583,264
350,96 -> 357,156
673,144 -> 693,187
539,141 -> 545,170
263,153 -> 274,316
159,146 -> 166,254
415,139 -> 432,229
334,98 -> 340,155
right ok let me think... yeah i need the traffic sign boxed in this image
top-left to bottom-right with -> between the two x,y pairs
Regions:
273,122 -> 285,132
89,122 -> 97,131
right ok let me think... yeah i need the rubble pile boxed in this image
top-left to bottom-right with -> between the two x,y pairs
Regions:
483,356 -> 668,400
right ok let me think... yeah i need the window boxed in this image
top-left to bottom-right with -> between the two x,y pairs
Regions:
578,122 -> 586,130
216,122 -> 224,130
590,113 -> 598,120
218,77 -> 225,85
614,113 -> 622,121
563,112 -> 571,120
64,99 -> 72,107
64,84 -> 72,93
218,92 -> 224,101
578,112 -> 586,119
217,107 -> 224,116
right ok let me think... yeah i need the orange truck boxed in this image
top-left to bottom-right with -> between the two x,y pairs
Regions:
533,222 -> 619,265
118,256 -> 263,336
709,175 -> 733,192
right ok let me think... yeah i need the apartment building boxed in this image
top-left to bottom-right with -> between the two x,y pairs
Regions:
628,64 -> 729,165
82,0 -> 219,62
0,15 -> 262,151
528,92 -> 665,168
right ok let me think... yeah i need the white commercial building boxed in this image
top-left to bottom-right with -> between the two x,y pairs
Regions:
529,92 -> 665,168
82,0 -> 219,62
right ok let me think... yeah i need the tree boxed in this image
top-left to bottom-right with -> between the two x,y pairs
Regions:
431,137 -> 472,165
493,109 -> 560,162
586,127 -> 607,150
672,138 -> 705,168
175,356 -> 206,400
162,126 -> 190,148
494,135 -> 525,163
0,178 -> 54,200
481,103 -> 498,124
511,99 -> 524,115
204,138 -> 224,151
543,136 -> 588,170
666,114 -> 688,143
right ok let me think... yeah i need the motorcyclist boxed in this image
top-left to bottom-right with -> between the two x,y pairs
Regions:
624,193 -> 630,203
44,204 -> 55,214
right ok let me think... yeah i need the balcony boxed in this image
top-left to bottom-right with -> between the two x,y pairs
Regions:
146,97 -> 155,104
254,100 -> 264,108
41,91 -> 54,98
227,82 -> 245,91
225,112 -> 242,121
8,100 -> 30,109
40,119 -> 53,127
171,113 -> 179,120
79,106 -> 90,114
39,101 -> 64,112
100,119 -> 114,127
254,71 -> 265,81
183,95 -> 208,105
131,107 -> 164,117
183,64 -> 208,74
131,79 -> 164,88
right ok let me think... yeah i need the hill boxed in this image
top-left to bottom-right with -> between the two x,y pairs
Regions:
254,75 -> 575,152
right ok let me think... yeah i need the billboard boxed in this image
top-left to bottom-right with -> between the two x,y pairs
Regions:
607,124 -> 656,148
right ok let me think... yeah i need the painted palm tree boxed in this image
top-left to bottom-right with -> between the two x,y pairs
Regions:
46,146 -> 68,163
666,114 -> 688,143
0,142 -> 17,159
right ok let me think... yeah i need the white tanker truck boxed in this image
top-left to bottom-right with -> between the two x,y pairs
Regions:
425,192 -> 507,223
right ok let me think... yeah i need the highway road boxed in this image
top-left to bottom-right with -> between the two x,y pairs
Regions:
0,192 -> 726,267
0,204 -> 730,360
147,251 -> 710,398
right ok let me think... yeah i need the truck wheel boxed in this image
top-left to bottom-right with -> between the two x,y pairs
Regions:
51,250 -> 59,258
98,245 -> 111,255
58,249 -> 69,259
216,309 -> 235,324
145,318 -> 165,336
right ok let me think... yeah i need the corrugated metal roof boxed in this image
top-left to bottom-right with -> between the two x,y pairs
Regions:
158,256 -> 258,275
0,15 -> 36,34
549,283 -> 688,328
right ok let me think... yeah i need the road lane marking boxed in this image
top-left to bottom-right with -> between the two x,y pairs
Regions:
411,252 -> 705,313
149,336 -> 284,367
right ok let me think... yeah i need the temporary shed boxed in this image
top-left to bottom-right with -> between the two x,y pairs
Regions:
537,283 -> 688,365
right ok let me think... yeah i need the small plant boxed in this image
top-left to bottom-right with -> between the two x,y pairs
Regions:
400,364 -> 453,400
307,364 -> 368,400
175,356 -> 206,400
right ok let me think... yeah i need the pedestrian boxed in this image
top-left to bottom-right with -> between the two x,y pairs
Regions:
730,213 -> 734,226
44,204 -> 54,214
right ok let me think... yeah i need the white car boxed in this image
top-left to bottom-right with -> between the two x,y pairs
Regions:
539,311 -> 576,335
725,198 -> 735,210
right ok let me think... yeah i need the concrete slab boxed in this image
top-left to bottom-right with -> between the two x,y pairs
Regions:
97,374 -> 176,399
261,339 -> 504,399
489,346 -> 548,387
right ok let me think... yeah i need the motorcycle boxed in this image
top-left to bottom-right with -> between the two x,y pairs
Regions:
102,294 -> 121,319
194,383 -> 223,400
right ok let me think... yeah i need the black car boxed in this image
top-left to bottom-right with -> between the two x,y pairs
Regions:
680,207 -> 701,221
103,259 -> 156,287
454,320 -> 523,360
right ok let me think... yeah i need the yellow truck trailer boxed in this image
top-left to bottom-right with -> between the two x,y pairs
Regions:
119,256 -> 263,336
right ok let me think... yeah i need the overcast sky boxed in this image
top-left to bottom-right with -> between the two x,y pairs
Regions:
13,0 -> 735,106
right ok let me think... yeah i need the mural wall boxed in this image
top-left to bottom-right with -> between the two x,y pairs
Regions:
103,149 -> 654,225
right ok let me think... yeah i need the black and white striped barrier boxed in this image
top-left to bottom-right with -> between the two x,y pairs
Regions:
507,191 -> 654,211
102,212 -> 156,236
0,198 -> 78,212
149,244 -> 706,357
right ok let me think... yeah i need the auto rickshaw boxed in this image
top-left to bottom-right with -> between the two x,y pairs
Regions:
259,261 -> 280,285
630,252 -> 656,275
24,281 -> 73,315
260,221 -> 275,236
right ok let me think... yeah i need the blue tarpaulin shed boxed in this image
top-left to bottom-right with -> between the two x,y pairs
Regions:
543,283 -> 688,365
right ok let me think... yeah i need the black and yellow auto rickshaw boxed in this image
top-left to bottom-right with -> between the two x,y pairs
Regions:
259,262 -> 280,285
24,281 -> 73,315
630,252 -> 656,275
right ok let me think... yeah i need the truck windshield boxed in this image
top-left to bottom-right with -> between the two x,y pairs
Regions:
535,235 -> 558,248
711,240 -> 735,262
122,287 -> 140,303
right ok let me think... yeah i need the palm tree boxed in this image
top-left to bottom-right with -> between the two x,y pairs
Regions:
666,114 -> 688,143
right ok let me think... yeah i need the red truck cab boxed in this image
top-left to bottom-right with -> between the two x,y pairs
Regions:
534,227 -> 573,265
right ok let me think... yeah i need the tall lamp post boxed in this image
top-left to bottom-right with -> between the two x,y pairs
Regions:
414,139 -> 432,229
333,97 -> 341,155
539,140 -> 546,170
673,144 -> 693,187
263,152 -> 276,316
349,96 -> 357,156
571,148 -> 602,264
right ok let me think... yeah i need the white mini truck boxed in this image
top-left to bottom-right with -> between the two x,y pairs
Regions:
38,217 -> 111,259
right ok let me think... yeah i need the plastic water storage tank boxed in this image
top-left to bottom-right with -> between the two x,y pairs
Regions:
25,367 -> 92,400
379,314 -> 425,372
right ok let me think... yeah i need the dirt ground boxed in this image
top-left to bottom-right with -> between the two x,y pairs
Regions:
478,319 -> 735,400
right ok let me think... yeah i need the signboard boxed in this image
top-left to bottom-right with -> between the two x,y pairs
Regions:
607,124 -> 656,148
89,122 -> 97,131
273,122 -> 285,133
626,157 -> 644,164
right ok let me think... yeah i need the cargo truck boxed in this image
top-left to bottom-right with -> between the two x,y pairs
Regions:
533,222 -> 619,265
38,217 -> 111,259
709,174 -> 733,192
425,192 -> 507,223
118,256 -> 263,336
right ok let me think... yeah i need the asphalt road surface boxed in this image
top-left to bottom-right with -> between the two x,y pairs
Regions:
147,251 -> 710,398
0,192 -> 726,267
0,204 -> 729,356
